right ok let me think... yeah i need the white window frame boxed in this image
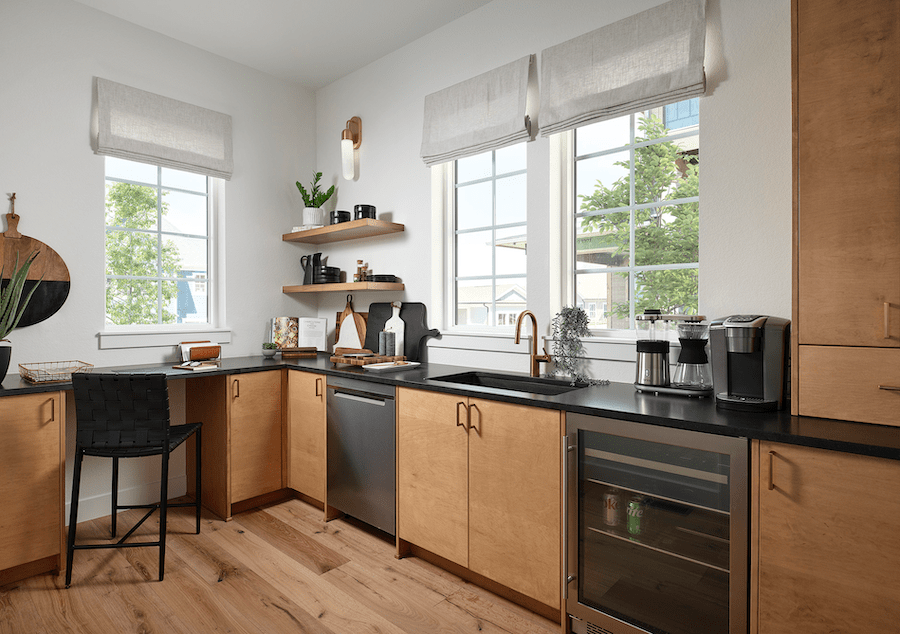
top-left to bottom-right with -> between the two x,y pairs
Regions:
432,151 -> 528,335
99,165 -> 230,349
561,107 -> 700,335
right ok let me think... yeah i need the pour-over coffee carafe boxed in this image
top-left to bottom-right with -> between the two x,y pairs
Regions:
671,322 -> 713,394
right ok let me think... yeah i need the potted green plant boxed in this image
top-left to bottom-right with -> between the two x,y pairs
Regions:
296,171 -> 335,227
550,306 -> 608,386
262,342 -> 278,358
0,251 -> 41,378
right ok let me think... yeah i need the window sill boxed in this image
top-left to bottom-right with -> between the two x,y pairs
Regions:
98,327 -> 232,350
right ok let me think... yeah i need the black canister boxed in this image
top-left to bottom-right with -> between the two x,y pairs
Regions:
354,204 -> 376,220
330,210 -> 351,224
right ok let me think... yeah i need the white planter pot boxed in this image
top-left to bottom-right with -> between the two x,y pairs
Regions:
302,207 -> 325,227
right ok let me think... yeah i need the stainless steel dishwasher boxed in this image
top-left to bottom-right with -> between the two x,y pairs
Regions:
326,376 -> 396,535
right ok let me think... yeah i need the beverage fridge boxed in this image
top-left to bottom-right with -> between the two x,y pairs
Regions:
565,413 -> 748,634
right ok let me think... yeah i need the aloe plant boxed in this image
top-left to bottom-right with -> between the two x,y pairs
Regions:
0,251 -> 41,340
296,171 -> 335,208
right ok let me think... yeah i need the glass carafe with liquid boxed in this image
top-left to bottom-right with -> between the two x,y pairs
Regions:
672,322 -> 713,392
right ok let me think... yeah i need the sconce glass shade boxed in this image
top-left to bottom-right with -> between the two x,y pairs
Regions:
342,138 -> 355,180
341,116 -> 361,180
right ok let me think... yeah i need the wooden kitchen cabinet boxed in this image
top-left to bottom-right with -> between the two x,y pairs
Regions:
397,388 -> 469,566
753,441 -> 900,634
287,370 -> 326,503
0,391 -> 64,584
187,370 -> 284,519
793,0 -> 900,423
397,387 -> 562,609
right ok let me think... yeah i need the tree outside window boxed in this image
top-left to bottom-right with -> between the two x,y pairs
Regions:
575,99 -> 699,329
104,157 -> 210,326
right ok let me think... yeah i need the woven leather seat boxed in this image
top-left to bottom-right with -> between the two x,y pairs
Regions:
66,372 -> 202,587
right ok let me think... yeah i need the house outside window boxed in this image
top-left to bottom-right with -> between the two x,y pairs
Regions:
573,98 -> 699,330
104,157 -> 212,326
453,144 -> 527,328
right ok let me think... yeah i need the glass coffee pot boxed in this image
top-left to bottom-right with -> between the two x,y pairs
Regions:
671,321 -> 713,393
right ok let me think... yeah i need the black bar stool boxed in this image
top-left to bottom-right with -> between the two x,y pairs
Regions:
66,372 -> 202,587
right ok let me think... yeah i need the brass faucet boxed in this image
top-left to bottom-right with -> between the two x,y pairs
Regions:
514,310 -> 552,377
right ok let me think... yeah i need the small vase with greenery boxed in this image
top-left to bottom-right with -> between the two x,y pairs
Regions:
550,306 -> 608,386
296,171 -> 335,227
0,251 -> 41,376
262,342 -> 278,358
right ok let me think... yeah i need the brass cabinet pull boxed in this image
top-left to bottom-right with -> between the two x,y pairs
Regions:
456,402 -> 468,430
886,302 -> 892,339
469,403 -> 480,435
315,377 -> 323,397
878,385 -> 900,392
233,378 -> 240,399
50,398 -> 55,422
768,450 -> 776,491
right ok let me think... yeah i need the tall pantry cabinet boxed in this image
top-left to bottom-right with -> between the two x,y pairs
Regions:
793,0 -> 900,425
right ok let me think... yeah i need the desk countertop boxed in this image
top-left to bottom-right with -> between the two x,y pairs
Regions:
3,354 -> 898,460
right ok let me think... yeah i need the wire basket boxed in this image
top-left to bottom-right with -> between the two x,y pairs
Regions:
19,361 -> 94,384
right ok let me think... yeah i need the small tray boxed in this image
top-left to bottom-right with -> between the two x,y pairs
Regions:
330,354 -> 405,366
19,360 -> 94,383
362,361 -> 420,372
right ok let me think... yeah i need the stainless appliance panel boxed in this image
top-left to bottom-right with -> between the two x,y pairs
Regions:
326,377 -> 396,535
566,413 -> 748,634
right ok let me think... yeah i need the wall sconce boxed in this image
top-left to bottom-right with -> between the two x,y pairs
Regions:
341,116 -> 361,180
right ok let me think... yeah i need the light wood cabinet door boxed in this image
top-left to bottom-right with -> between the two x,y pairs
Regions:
397,387 -> 469,568
229,371 -> 283,503
795,0 -> 900,347
468,399 -> 562,609
287,371 -> 326,502
0,392 -> 63,573
755,441 -> 900,633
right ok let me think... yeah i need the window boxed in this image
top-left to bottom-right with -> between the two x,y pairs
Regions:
452,144 -> 527,328
104,157 -> 212,326
573,98 -> 699,330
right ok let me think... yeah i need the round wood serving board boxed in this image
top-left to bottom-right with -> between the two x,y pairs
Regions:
1,194 -> 70,327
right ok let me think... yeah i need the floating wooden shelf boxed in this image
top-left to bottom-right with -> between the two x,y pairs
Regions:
282,219 -> 404,244
283,282 -> 405,294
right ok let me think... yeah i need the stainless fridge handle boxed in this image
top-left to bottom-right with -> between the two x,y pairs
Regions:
333,391 -> 388,406
563,434 -> 575,600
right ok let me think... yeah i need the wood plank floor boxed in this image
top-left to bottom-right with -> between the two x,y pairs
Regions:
0,498 -> 559,634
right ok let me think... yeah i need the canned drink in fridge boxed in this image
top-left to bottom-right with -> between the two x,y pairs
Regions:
627,496 -> 644,535
603,489 -> 620,527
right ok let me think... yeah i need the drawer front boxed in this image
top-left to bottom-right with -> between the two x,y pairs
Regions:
798,346 -> 900,425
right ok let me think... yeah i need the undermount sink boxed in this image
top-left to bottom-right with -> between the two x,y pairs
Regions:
429,371 -> 587,396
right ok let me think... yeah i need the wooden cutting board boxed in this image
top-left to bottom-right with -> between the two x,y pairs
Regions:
334,294 -> 366,350
1,194 -> 70,327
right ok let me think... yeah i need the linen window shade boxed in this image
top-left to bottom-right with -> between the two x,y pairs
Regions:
92,78 -> 234,180
420,54 -> 537,166
539,0 -> 706,137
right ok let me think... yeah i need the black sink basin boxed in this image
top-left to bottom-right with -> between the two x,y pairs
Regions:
429,371 -> 587,396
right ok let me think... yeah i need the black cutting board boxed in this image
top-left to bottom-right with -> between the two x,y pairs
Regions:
363,302 -> 439,362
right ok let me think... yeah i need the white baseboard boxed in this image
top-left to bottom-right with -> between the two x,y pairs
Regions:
66,475 -> 188,525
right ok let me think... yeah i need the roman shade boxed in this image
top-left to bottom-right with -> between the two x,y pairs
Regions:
92,78 -> 234,180
420,55 -> 537,166
539,0 -> 706,136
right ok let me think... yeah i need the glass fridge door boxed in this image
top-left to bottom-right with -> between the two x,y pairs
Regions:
570,418 -> 747,634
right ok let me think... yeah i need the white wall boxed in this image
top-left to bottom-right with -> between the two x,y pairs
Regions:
1,0 -> 317,520
314,0 -> 792,381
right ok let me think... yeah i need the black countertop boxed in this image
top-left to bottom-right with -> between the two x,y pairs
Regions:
3,354 -> 899,460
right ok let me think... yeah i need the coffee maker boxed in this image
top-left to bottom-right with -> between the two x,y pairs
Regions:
634,311 -> 713,397
709,315 -> 790,411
